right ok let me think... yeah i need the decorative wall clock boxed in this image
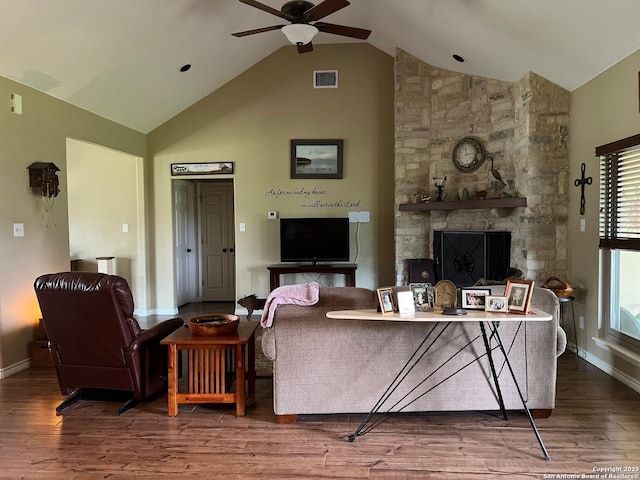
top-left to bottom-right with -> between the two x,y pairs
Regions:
452,136 -> 485,173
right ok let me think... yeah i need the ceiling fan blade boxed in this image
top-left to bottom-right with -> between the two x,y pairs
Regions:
238,0 -> 293,21
304,0 -> 350,21
232,25 -> 285,37
297,42 -> 314,54
315,22 -> 371,40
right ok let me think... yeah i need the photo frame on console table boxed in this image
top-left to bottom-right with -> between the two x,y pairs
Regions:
505,280 -> 534,314
461,288 -> 491,310
376,287 -> 395,315
392,286 -> 415,315
485,295 -> 508,313
410,283 -> 434,312
290,139 -> 343,179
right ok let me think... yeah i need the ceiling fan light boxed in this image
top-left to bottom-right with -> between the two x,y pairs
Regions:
281,24 -> 318,45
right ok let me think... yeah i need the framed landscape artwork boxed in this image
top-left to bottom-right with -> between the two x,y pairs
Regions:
290,139 -> 343,179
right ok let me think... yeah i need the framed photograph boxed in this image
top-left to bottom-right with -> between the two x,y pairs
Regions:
505,280 -> 535,314
396,287 -> 416,315
410,283 -> 434,311
290,139 -> 343,179
461,288 -> 491,310
377,287 -> 395,315
170,162 -> 234,176
485,295 -> 508,313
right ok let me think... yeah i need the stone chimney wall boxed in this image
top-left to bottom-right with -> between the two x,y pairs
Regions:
394,49 -> 570,285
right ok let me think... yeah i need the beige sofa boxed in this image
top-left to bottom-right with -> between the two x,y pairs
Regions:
261,285 -> 566,422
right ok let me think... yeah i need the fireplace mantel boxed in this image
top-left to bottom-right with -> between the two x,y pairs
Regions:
399,197 -> 527,212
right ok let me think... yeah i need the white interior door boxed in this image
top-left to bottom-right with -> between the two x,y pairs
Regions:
200,182 -> 235,301
174,180 -> 197,306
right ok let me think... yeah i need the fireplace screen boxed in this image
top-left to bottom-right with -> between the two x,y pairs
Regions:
434,231 -> 511,287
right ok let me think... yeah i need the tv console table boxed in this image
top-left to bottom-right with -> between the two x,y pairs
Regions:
268,263 -> 357,290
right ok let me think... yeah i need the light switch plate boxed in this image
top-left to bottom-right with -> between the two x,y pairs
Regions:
13,223 -> 24,237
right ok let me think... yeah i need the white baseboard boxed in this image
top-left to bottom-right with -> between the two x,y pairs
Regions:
0,358 -> 31,379
582,349 -> 640,394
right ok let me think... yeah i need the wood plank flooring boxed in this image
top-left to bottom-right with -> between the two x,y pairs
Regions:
1,333 -> 639,478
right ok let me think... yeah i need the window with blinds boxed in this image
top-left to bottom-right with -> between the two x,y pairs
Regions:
596,134 -> 640,251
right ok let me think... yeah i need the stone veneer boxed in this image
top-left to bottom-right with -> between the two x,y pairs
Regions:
394,49 -> 570,285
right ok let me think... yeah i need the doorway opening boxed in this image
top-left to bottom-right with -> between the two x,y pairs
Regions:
173,178 -> 236,307
66,138 -> 148,312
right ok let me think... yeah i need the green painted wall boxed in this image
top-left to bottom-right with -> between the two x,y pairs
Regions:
0,76 -> 146,373
148,43 -> 396,309
570,49 -> 640,385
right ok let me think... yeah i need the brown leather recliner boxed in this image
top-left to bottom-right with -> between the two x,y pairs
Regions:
34,272 -> 184,415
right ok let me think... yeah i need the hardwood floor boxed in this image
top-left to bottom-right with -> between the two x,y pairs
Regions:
1,325 -> 639,478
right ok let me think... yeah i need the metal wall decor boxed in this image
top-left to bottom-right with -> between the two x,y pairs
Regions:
574,162 -> 592,215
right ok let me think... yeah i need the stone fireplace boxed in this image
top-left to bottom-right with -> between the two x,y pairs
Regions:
393,49 -> 570,286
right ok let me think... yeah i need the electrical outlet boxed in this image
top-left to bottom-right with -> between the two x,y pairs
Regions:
239,222 -> 246,232
580,218 -> 585,232
268,211 -> 277,220
579,315 -> 585,329
358,211 -> 370,223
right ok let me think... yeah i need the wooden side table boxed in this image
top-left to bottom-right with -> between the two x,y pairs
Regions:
161,321 -> 258,416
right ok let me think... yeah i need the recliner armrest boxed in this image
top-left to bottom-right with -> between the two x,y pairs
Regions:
130,318 -> 184,351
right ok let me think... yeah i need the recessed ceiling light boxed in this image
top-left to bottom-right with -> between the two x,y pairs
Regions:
453,54 -> 465,63
179,64 -> 192,72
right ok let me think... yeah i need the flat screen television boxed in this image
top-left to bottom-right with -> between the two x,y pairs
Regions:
280,217 -> 350,264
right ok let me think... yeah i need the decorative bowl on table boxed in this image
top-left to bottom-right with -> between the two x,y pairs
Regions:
541,276 -> 574,298
188,313 -> 239,336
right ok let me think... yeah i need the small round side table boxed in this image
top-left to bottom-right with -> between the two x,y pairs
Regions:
558,296 -> 579,357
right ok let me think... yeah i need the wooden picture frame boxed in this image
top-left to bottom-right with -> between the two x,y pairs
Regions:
377,287 -> 395,315
410,283 -> 434,312
505,280 -> 535,314
290,139 -> 343,179
461,288 -> 491,310
485,295 -> 508,313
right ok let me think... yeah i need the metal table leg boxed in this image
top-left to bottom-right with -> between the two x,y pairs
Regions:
486,321 -> 551,461
558,296 -> 578,357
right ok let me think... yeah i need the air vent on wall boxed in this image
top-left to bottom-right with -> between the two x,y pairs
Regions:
314,70 -> 338,88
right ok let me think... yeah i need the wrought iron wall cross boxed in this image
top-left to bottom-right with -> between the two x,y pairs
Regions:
574,162 -> 592,215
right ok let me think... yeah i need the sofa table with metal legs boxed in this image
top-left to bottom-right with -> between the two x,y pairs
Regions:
326,308 -> 553,461
161,321 -> 258,417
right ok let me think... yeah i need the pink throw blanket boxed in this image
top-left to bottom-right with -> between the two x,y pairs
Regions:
260,282 -> 320,328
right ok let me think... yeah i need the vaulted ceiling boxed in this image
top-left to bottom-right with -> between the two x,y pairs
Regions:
3,0 -> 640,133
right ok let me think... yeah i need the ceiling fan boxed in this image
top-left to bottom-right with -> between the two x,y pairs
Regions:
232,0 -> 371,54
